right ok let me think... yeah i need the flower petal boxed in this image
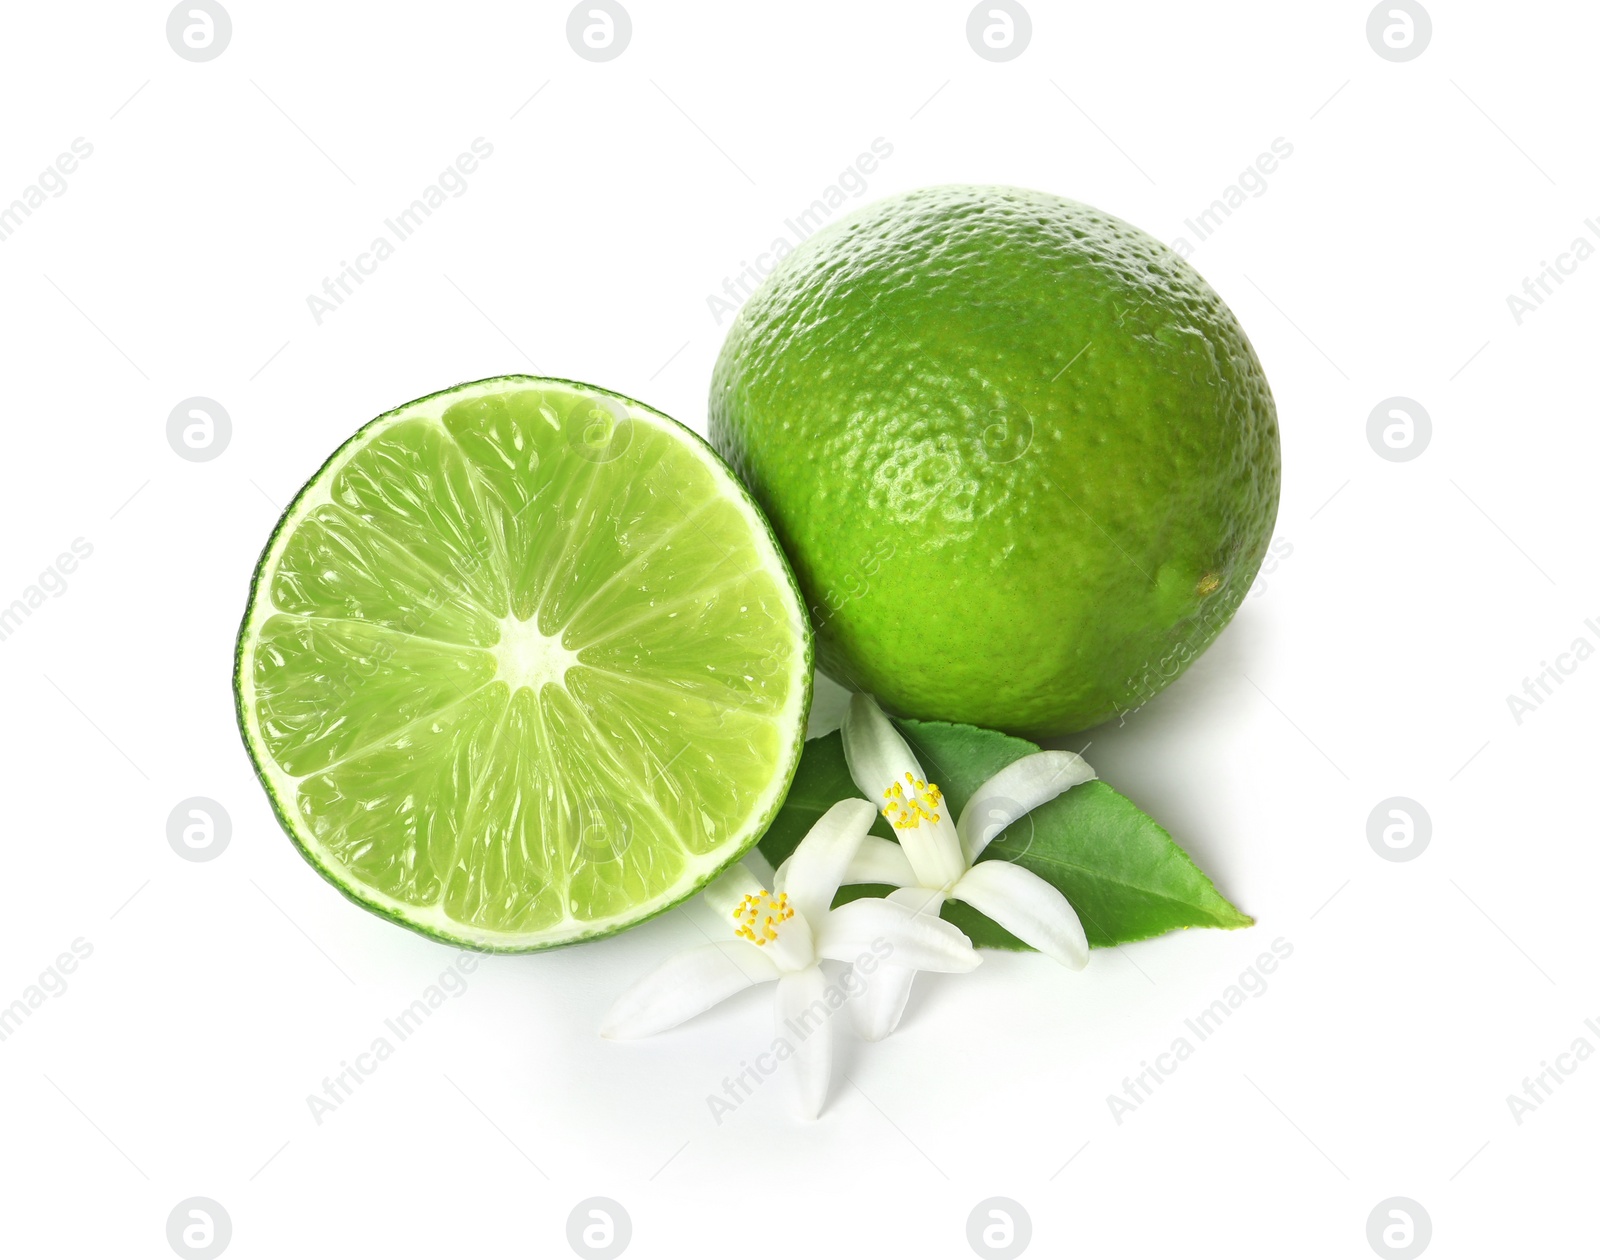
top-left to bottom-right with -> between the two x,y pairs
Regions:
702,862 -> 765,919
600,940 -> 778,1039
740,844 -> 777,888
815,894 -> 978,974
841,693 -> 928,796
778,798 -> 878,925
950,860 -> 1089,970
957,750 -> 1096,863
885,883 -> 947,917
776,966 -> 833,1119
842,836 -> 919,888
848,887 -> 941,1041
850,962 -> 917,1042
841,693 -> 966,887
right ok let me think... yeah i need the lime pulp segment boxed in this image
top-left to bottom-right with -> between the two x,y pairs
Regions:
235,377 -> 812,950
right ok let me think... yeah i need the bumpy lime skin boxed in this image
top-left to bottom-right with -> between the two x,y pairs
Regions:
710,185 -> 1280,737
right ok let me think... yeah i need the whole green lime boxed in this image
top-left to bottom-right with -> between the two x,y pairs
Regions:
709,185 -> 1280,736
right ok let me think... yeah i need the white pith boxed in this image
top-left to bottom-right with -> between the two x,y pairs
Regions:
235,377 -> 810,949
492,614 -> 581,693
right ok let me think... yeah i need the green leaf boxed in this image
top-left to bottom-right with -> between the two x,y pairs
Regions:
758,717 -> 1252,950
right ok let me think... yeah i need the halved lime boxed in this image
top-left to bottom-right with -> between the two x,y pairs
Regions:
235,377 -> 812,951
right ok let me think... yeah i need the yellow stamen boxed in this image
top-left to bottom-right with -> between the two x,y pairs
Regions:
880,775 -> 944,830
731,890 -> 794,945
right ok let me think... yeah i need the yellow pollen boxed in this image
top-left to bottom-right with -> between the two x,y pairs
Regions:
732,890 -> 793,945
880,774 -> 944,830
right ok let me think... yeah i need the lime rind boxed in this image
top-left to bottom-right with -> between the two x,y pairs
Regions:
234,376 -> 812,952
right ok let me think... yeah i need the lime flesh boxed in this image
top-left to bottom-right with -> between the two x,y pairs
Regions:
235,377 -> 811,951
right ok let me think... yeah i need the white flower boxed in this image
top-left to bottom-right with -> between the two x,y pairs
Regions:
832,693 -> 1096,1040
600,798 -> 981,1118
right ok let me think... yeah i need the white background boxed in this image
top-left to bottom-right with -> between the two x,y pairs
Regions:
1,2 -> 1595,1257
